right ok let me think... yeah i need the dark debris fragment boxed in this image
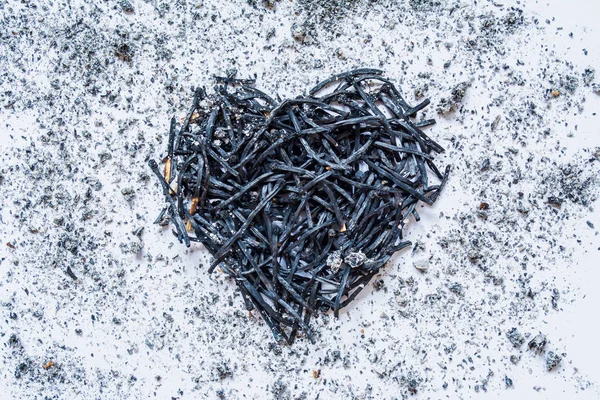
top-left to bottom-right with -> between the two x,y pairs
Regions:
547,196 -> 563,207
582,68 -> 595,86
115,43 -> 133,62
506,327 -> 525,347
118,0 -> 135,13
545,351 -> 562,371
528,333 -> 547,355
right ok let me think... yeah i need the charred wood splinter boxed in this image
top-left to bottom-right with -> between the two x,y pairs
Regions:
149,69 -> 449,344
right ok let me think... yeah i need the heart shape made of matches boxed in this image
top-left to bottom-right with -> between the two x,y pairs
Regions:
148,69 -> 449,344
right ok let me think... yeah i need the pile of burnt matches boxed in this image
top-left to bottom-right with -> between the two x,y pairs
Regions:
149,69 -> 449,344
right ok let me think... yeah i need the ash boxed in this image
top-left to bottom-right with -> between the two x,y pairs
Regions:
1,0 -> 599,398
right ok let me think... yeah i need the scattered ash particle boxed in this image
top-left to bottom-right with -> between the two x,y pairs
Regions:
491,115 -> 501,131
326,250 -> 343,274
271,377 -> 288,397
291,24 -> 307,42
14,360 -> 34,380
480,158 -> 490,171
295,0 -> 362,34
413,259 -> 429,273
448,282 -> 464,295
0,0 -> 597,397
401,371 -> 422,395
215,362 -> 233,380
528,333 -> 547,355
547,196 -> 564,207
541,161 -> 599,207
409,0 -> 441,12
115,43 -> 134,62
436,81 -> 470,115
561,75 -> 579,93
373,278 -> 385,291
586,221 -> 595,229
582,68 -> 595,86
268,342 -> 282,355
506,328 -> 525,347
66,265 -> 78,280
7,334 -> 22,349
412,240 -> 426,254
546,351 -> 562,371
119,241 -> 142,254
121,187 -> 136,201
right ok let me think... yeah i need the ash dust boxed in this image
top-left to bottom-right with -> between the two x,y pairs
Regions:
1,0 -> 600,399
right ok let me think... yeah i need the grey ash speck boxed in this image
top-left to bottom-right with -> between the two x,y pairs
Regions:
121,187 -> 136,201
372,278 -> 385,291
215,362 -> 233,380
291,25 -> 307,42
561,75 -> 579,93
271,377 -> 288,397
14,361 -> 34,380
115,43 -> 134,62
506,328 -> 525,347
413,259 -> 429,273
409,0 -> 441,12
547,196 -> 564,207
436,81 -> 470,115
543,162 -> 599,207
118,0 -> 135,13
0,0 -> 598,397
296,0 -> 361,32
345,251 -> 367,268
546,351 -> 562,371
119,241 -> 143,254
528,333 -> 547,355
582,68 -> 595,86
326,250 -> 343,273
